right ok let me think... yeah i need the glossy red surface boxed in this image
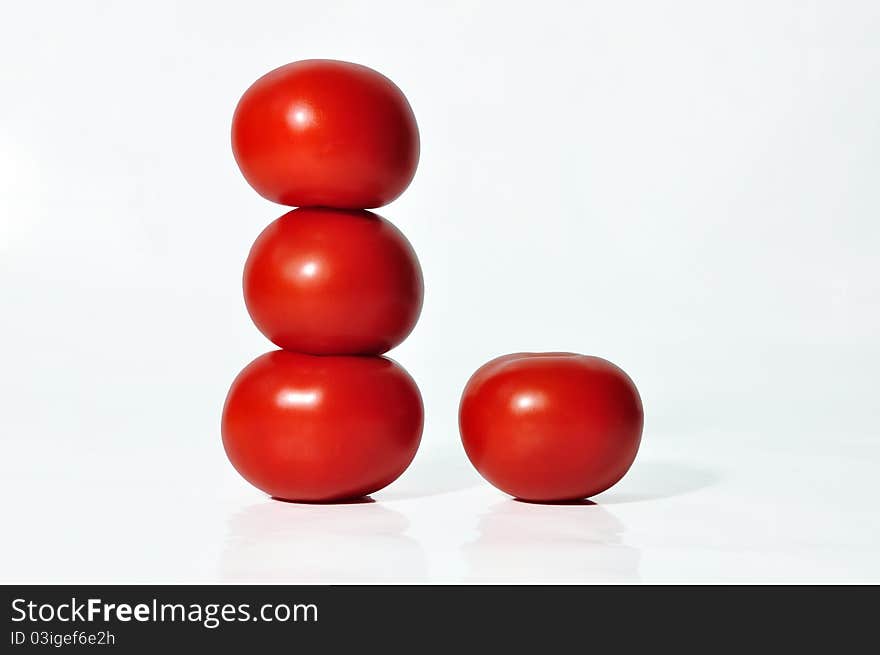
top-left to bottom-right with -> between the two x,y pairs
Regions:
243,207 -> 423,355
459,353 -> 644,502
231,59 -> 419,209
222,350 -> 423,502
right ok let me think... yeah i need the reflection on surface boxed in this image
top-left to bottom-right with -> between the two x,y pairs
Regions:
463,500 -> 640,583
220,499 -> 427,583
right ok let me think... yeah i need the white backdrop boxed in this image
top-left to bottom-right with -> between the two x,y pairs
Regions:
1,1 -> 878,583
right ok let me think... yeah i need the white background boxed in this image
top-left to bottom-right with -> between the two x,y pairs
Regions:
1,1 -> 879,583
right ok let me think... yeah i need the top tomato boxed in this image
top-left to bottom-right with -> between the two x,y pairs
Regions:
232,60 -> 419,209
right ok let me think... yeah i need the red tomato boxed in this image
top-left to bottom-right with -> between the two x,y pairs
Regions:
231,59 -> 419,208
459,353 -> 643,502
222,350 -> 423,502
243,207 -> 423,355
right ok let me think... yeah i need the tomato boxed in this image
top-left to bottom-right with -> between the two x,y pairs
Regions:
231,59 -> 419,209
222,350 -> 423,502
243,207 -> 423,355
459,353 -> 643,502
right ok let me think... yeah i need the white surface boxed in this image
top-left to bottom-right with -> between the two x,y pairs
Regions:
1,1 -> 879,584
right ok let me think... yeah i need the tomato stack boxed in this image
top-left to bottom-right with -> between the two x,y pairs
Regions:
222,60 -> 424,502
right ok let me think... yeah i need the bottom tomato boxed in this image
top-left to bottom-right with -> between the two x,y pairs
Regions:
459,352 -> 643,502
222,350 -> 423,502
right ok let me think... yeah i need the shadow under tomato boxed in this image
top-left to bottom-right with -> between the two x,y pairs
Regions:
592,460 -> 720,505
514,498 -> 598,506
270,495 -> 376,505
372,448 -> 483,501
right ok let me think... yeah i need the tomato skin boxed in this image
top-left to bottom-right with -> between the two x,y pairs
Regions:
243,207 -> 423,355
459,353 -> 643,502
222,350 -> 423,502
231,59 -> 419,209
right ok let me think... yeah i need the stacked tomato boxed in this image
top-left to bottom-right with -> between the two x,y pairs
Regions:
222,60 -> 424,502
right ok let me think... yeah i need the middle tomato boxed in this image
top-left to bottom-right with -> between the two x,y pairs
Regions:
243,207 -> 424,355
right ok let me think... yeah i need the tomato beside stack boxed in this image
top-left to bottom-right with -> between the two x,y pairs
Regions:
459,353 -> 644,502
222,60 -> 423,502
